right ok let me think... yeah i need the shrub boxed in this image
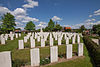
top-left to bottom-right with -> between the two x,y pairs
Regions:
45,41 -> 49,46
83,36 -> 100,67
40,57 -> 50,65
58,53 -> 66,58
12,59 -> 26,67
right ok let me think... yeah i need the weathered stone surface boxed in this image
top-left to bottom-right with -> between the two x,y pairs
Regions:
78,43 -> 83,56
72,37 -> 75,44
30,48 -> 40,66
58,38 -> 61,45
0,51 -> 12,67
50,38 -> 53,46
77,35 -> 80,43
24,37 -> 27,43
30,38 -> 35,48
18,40 -> 24,49
41,39 -> 45,47
50,46 -> 58,63
1,37 -> 5,44
66,37 -> 69,45
66,44 -> 72,59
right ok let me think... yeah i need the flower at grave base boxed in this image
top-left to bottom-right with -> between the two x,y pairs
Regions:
42,60 -> 44,61
45,58 -> 48,59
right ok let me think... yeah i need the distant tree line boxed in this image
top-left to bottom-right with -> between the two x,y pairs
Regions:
0,13 -> 63,34
1,12 -> 100,35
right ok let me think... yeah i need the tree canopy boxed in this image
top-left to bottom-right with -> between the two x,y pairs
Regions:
92,24 -> 100,36
54,24 -> 62,31
1,13 -> 16,33
48,19 -> 55,31
80,25 -> 86,32
24,21 -> 35,31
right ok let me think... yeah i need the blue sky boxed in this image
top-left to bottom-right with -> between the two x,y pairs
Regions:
0,0 -> 100,29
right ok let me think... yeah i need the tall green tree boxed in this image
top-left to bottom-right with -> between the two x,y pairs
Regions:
24,21 -> 35,31
92,24 -> 100,36
54,24 -> 62,31
80,25 -> 86,32
48,19 -> 55,31
1,13 -> 16,33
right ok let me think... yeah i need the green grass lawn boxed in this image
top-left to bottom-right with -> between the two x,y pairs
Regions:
0,34 -> 93,67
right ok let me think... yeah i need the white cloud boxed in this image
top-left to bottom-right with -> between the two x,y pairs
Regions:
15,15 -> 25,21
89,15 -> 92,17
65,20 -> 100,29
15,22 -> 24,26
36,21 -> 47,29
12,8 -> 26,16
0,4 -> 39,29
22,16 -> 39,23
22,0 -> 38,9
92,19 -> 96,21
52,16 -> 62,21
88,9 -> 100,17
16,26 -> 24,30
40,22 -> 46,25
85,19 -> 96,22
94,9 -> 100,13
94,13 -> 100,16
94,9 -> 100,16
0,6 -> 11,16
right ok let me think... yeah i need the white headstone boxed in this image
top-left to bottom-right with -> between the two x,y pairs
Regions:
10,36 -> 14,40
0,51 -> 12,67
30,48 -> 40,66
66,44 -> 72,59
66,37 -> 69,45
1,37 -> 5,44
37,36 -> 40,42
78,43 -> 83,56
24,37 -> 27,43
19,33 -> 21,37
72,37 -> 75,44
50,46 -> 58,63
50,38 -> 53,46
30,38 -> 35,48
41,39 -> 45,47
58,38 -> 61,45
15,33 -> 18,38
18,40 -> 24,49
77,35 -> 80,43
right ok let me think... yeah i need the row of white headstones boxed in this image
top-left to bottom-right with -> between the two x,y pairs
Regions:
0,43 -> 83,67
18,32 -> 82,49
0,32 -> 83,67
0,32 -> 21,44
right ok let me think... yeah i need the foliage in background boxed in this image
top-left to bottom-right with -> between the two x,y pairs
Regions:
47,19 -> 55,31
92,24 -> 100,36
53,24 -> 62,31
1,13 -> 16,33
24,21 -> 35,31
80,25 -> 86,33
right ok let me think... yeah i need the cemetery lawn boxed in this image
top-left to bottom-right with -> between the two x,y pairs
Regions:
0,34 -> 93,67
44,44 -> 93,67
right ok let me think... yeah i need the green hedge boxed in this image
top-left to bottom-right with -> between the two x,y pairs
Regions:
83,36 -> 100,67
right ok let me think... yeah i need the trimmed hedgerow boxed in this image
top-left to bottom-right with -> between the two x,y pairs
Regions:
83,36 -> 100,67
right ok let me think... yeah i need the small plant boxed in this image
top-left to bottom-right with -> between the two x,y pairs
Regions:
40,57 -> 50,65
58,53 -> 66,58
12,59 -> 26,67
45,41 -> 49,46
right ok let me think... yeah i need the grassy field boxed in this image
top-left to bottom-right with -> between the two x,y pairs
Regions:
0,33 -> 93,67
